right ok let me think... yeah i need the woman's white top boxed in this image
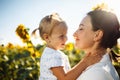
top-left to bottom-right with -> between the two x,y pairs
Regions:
77,53 -> 119,80
39,47 -> 71,80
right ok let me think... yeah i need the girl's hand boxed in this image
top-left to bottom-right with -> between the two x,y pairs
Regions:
81,52 -> 103,67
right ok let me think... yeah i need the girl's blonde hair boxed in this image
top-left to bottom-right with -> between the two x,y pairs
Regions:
32,13 -> 66,40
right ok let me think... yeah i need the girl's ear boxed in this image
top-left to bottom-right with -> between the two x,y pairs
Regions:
43,33 -> 49,40
94,30 -> 103,41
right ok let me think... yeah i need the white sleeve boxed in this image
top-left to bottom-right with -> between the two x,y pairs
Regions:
78,68 -> 114,80
47,52 -> 64,69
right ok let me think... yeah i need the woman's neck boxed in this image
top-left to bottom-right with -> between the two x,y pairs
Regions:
84,47 -> 107,56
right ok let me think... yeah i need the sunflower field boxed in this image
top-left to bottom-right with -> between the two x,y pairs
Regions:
0,24 -> 120,80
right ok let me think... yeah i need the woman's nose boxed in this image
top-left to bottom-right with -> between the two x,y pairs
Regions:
73,31 -> 77,37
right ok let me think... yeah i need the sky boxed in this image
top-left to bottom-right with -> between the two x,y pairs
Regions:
0,0 -> 120,46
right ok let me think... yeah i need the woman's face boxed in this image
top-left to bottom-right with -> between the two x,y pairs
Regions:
73,15 -> 96,51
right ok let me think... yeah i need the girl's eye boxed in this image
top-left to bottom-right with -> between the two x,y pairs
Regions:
59,35 -> 66,39
60,35 -> 64,38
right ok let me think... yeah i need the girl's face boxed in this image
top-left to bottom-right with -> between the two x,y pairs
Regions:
47,23 -> 67,50
73,16 -> 96,52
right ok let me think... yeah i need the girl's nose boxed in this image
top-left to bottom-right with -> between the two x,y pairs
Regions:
65,35 -> 68,41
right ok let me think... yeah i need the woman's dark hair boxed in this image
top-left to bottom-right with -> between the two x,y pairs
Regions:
87,10 -> 120,49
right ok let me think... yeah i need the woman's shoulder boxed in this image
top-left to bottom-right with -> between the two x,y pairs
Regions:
77,54 -> 114,80
77,66 -> 113,80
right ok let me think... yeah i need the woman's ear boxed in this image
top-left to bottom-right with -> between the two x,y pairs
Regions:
94,30 -> 103,41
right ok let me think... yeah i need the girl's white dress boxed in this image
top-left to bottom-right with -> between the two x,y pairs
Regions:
39,47 -> 71,80
77,53 -> 119,80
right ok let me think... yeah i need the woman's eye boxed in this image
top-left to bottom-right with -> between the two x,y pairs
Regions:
79,28 -> 83,30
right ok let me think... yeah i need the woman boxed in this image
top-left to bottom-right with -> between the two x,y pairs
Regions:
74,10 -> 120,80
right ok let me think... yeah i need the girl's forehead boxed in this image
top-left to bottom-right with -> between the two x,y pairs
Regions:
52,24 -> 67,33
55,22 -> 67,29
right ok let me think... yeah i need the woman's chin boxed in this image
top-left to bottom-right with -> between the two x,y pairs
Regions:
74,45 -> 80,49
74,44 -> 83,50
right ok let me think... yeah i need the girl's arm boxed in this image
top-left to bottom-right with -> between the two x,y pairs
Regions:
51,53 -> 102,80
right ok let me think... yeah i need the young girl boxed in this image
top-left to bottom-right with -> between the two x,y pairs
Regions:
32,13 -> 102,80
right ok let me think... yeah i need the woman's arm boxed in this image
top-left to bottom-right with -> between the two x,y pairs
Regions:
51,53 -> 102,80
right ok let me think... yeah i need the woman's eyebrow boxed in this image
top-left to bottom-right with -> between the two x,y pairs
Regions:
79,24 -> 84,27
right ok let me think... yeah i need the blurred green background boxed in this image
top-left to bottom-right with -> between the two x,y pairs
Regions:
0,24 -> 120,80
